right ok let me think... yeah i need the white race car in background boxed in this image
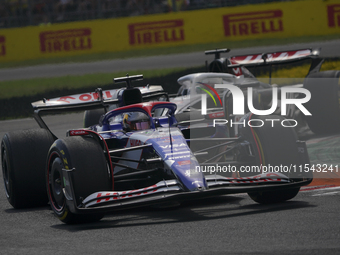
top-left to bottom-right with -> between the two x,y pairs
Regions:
172,48 -> 340,135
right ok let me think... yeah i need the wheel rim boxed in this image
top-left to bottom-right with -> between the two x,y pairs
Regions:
48,155 -> 65,212
1,145 -> 10,199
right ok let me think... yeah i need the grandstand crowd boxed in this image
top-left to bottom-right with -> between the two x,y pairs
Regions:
0,0 -> 288,28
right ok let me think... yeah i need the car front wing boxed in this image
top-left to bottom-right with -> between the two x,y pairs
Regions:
61,169 -> 312,214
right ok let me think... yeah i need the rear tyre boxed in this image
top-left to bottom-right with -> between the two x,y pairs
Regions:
46,136 -> 111,224
1,129 -> 54,208
83,108 -> 106,128
303,70 -> 340,134
238,114 -> 306,204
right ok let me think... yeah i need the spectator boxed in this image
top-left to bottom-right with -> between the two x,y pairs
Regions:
39,14 -> 52,26
8,0 -> 29,25
125,0 -> 145,16
77,0 -> 90,18
0,2 -> 10,27
101,0 -> 123,17
54,0 -> 74,21
167,0 -> 189,12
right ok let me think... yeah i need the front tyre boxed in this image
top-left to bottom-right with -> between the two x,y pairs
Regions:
48,156 -> 73,222
238,114 -> 310,203
47,136 -> 111,224
303,70 -> 340,134
248,188 -> 300,204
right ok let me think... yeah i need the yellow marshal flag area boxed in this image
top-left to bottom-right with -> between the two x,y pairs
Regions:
0,0 -> 339,63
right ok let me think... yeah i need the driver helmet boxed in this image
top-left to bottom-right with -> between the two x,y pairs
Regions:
122,112 -> 150,131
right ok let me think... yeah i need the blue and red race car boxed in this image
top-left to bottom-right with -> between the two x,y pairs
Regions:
1,75 -> 312,224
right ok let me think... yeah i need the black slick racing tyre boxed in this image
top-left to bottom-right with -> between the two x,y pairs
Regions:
303,70 -> 340,134
1,129 -> 54,209
46,136 -> 111,224
248,188 -> 300,204
238,114 -> 303,204
83,108 -> 106,128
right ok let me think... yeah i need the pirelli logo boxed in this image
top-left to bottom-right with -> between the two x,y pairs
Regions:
39,28 -> 92,53
328,4 -> 340,28
0,36 -> 5,57
223,10 -> 283,37
128,20 -> 184,45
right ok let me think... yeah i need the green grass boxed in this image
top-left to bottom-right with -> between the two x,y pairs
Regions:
256,59 -> 340,85
0,34 -> 339,69
257,60 -> 340,78
1,59 -> 340,100
1,34 -> 340,100
0,67 -> 189,99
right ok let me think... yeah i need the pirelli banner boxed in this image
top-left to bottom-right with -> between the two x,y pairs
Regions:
0,0 -> 340,62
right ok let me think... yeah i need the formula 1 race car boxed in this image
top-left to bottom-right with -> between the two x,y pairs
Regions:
1,75 -> 312,224
198,48 -> 340,135
84,48 -> 340,136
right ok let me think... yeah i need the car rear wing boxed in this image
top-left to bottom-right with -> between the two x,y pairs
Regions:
228,48 -> 321,67
32,85 -> 167,111
31,74 -> 169,139
32,88 -> 119,111
205,48 -> 324,76
227,48 -> 324,81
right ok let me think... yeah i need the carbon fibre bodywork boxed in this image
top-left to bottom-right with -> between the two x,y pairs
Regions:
2,74 -> 312,223
48,100 -> 311,216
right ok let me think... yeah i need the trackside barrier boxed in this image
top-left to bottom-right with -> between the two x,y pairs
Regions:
0,0 -> 339,63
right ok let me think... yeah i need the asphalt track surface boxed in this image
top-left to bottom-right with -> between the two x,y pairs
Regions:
1,39 -> 340,81
1,41 -> 340,254
1,115 -> 340,255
